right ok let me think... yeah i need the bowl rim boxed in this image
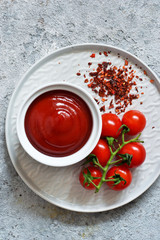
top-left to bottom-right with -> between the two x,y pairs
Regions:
16,82 -> 102,167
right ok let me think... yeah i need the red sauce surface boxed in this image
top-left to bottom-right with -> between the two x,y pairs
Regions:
25,90 -> 93,157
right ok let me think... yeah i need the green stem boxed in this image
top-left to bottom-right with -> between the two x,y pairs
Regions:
110,159 -> 122,165
94,161 -> 105,171
89,179 -> 99,189
122,131 -> 125,144
104,179 -> 117,182
125,133 -> 141,144
92,132 -> 142,193
109,146 -> 113,154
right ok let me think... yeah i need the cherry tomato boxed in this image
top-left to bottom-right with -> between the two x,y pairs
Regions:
79,166 -> 102,190
122,110 -> 146,135
106,166 -> 132,191
101,113 -> 122,138
118,142 -> 146,168
91,139 -> 111,167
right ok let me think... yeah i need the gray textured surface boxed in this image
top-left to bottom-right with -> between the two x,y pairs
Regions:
0,0 -> 160,239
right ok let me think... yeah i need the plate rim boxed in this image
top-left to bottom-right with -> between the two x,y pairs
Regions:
5,43 -> 160,213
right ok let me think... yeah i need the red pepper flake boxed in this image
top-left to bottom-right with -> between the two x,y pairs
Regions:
101,98 -> 106,102
88,83 -> 93,88
76,72 -> 81,76
135,86 -> 138,92
108,51 -> 111,54
100,105 -> 105,112
144,70 -> 147,75
89,72 -> 98,77
99,89 -> 106,97
150,79 -> 154,83
84,74 -> 86,78
99,52 -> 102,55
90,53 -> 95,58
109,99 -> 114,109
140,102 -> 143,105
152,126 -> 155,129
94,89 -> 98,94
94,98 -> 100,104
84,79 -> 88,83
83,55 -> 143,113
104,51 -> 108,57
125,60 -> 128,66
141,92 -> 144,95
88,62 -> 92,67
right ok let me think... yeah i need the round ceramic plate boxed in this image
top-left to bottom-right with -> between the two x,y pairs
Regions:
6,44 -> 160,212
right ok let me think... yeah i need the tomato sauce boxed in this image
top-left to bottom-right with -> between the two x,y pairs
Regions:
25,90 -> 93,157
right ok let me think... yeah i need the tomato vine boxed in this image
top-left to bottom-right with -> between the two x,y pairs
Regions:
81,125 -> 144,193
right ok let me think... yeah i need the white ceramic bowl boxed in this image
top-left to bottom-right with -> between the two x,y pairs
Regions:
16,82 -> 102,167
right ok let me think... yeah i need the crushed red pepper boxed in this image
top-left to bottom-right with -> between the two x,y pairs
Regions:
94,98 -> 100,104
83,57 -> 142,114
90,53 -> 95,58
100,105 -> 105,112
144,70 -> 147,75
104,51 -> 108,57
75,53 -> 152,113
109,99 -> 114,109
84,79 -> 88,83
125,60 -> 128,66
101,98 -> 106,102
135,86 -> 138,92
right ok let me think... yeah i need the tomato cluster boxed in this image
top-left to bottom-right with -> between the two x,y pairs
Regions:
79,110 -> 146,192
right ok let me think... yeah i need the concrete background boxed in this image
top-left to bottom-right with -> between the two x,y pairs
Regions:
0,0 -> 160,239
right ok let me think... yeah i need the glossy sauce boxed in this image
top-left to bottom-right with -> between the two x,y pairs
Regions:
25,90 -> 93,157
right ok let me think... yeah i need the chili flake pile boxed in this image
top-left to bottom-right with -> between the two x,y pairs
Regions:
84,52 -> 143,114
